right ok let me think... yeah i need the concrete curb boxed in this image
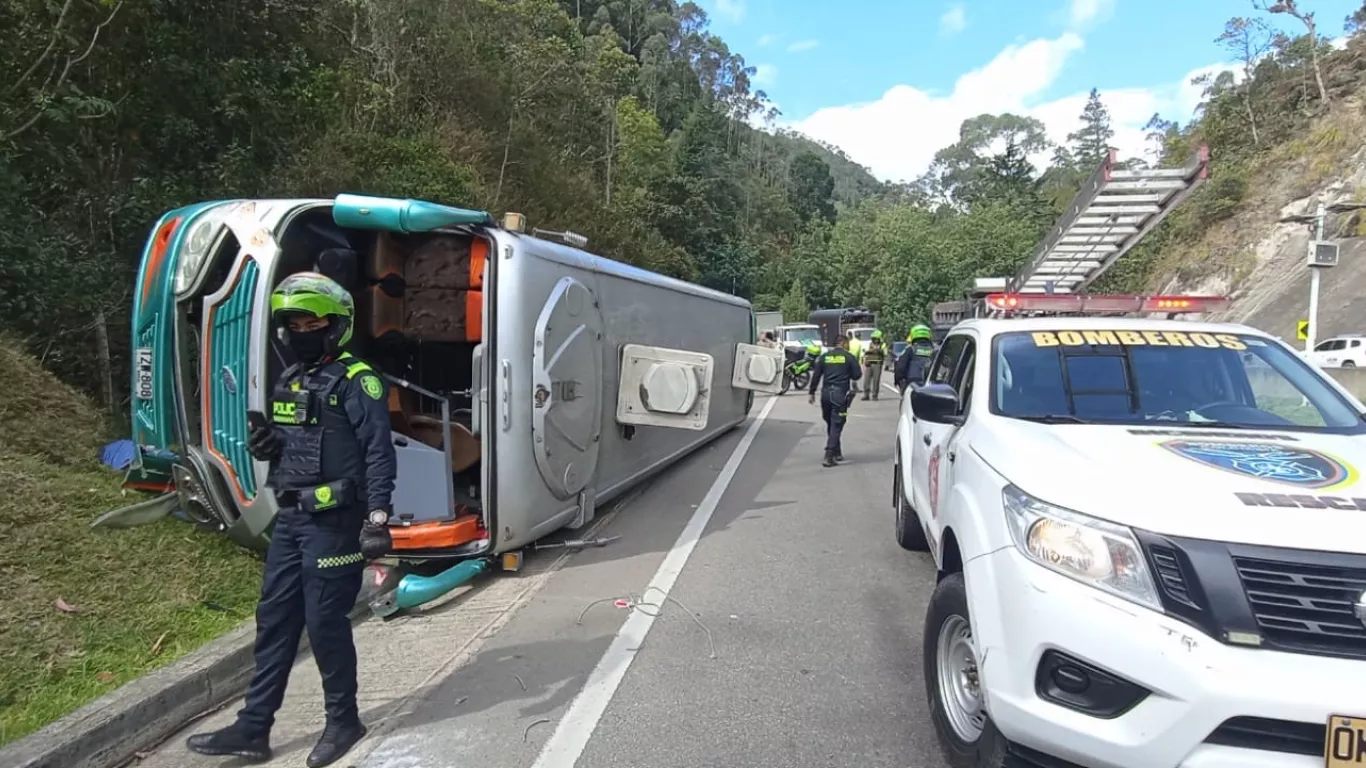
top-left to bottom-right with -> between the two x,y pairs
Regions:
0,603 -> 370,768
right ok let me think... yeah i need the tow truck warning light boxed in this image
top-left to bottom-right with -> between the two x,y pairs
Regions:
985,293 -> 1229,315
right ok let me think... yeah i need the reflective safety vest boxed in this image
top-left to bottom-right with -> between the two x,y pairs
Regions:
862,340 -> 886,364
848,335 -> 863,361
269,352 -> 375,502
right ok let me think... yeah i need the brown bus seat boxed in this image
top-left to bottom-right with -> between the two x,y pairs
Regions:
405,288 -> 468,342
405,235 -> 472,290
407,413 -> 481,473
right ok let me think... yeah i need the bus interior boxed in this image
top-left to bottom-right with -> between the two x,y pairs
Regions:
269,207 -> 489,554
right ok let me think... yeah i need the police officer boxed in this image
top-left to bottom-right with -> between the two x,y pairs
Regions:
808,334 -> 862,467
894,323 -> 937,393
860,329 -> 887,400
186,272 -> 397,768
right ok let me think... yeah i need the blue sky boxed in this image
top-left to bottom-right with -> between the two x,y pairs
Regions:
691,0 -> 1362,181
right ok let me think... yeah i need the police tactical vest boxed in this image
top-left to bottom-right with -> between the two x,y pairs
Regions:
269,353 -> 374,494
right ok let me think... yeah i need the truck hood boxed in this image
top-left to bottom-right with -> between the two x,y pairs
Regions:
972,420 -> 1366,552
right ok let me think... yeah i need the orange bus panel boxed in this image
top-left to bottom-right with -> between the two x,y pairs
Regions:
390,513 -> 484,550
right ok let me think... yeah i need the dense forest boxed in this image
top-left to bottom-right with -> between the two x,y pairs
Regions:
3,0 -> 1366,411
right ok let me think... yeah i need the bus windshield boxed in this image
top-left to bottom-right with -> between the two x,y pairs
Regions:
990,330 -> 1366,433
784,326 -> 821,343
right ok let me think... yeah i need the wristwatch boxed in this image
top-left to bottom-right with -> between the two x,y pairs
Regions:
367,509 -> 389,526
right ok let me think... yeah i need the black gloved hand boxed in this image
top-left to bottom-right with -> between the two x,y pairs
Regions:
360,508 -> 393,560
247,424 -> 283,462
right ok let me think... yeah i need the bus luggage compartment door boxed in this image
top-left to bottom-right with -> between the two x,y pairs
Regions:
531,276 -> 604,501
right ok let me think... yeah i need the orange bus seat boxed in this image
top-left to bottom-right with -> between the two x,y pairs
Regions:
367,232 -> 404,281
366,284 -> 405,342
364,232 -> 406,342
464,289 -> 482,342
469,238 -> 488,289
390,513 -> 484,550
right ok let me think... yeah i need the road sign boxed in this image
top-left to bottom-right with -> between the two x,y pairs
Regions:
1297,320 -> 1310,341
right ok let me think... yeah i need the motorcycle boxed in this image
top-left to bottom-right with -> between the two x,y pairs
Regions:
779,350 -> 815,395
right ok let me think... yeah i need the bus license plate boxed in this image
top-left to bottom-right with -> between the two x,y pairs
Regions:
135,347 -> 153,400
1326,715 -> 1366,766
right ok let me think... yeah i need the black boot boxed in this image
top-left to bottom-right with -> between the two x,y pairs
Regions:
834,451 -> 845,462
822,452 -> 837,468
186,722 -> 272,763
307,720 -> 368,768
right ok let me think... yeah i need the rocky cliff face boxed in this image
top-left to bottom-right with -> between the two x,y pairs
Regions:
1156,102 -> 1366,348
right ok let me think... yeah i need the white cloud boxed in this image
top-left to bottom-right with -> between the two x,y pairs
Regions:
753,63 -> 779,86
714,0 -> 745,23
757,33 -> 778,47
939,4 -> 968,37
787,32 -> 1235,183
788,39 -> 820,52
1068,0 -> 1115,29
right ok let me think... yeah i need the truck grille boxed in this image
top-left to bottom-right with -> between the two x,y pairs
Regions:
1233,555 -> 1366,658
205,258 -> 259,499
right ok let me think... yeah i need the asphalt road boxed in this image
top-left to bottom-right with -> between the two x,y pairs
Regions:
362,387 -> 947,768
138,386 -> 949,768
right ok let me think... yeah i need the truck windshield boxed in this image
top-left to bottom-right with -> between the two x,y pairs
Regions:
990,330 -> 1366,432
784,327 -> 820,343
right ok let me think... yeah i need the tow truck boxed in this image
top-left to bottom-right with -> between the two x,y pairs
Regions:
894,146 -> 1366,768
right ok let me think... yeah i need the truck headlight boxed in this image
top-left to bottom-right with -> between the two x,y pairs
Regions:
1002,485 -> 1161,611
173,210 -> 225,297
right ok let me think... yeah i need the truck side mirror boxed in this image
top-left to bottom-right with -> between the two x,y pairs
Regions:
911,383 -> 963,425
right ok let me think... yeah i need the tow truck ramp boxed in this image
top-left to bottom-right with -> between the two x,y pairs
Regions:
1010,145 -> 1210,295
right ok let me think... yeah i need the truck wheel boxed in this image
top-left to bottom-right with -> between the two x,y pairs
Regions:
893,455 -> 929,552
924,573 -> 1009,768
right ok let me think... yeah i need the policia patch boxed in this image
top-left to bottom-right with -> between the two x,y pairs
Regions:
360,374 -> 384,401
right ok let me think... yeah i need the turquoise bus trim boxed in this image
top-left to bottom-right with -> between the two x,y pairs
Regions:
205,257 -> 260,499
128,200 -> 236,459
332,194 -> 493,233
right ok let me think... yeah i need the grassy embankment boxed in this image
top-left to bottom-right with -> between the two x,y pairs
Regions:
0,338 -> 262,746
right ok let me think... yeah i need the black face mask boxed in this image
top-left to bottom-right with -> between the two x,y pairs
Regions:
289,328 -> 330,365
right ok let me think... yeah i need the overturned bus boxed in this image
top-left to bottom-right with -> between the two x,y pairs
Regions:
99,195 -> 783,587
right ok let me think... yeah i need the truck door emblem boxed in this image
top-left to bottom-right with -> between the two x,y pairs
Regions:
221,366 -> 238,395
1354,592 -> 1366,627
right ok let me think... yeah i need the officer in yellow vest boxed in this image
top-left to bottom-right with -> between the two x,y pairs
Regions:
860,330 -> 887,400
187,272 -> 396,768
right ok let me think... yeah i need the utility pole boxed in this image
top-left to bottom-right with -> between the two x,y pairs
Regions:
1307,201 -> 1325,353
1277,201 -> 1366,353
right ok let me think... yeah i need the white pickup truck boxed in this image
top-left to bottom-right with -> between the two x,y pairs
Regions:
893,296 -> 1366,768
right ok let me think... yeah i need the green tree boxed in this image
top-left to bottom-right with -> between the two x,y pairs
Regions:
1064,88 -> 1116,170
780,278 -> 809,321
787,151 -> 837,224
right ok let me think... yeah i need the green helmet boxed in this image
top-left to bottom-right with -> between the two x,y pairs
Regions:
870,329 -> 883,339
805,342 -> 821,356
270,271 -> 355,356
908,324 -> 932,342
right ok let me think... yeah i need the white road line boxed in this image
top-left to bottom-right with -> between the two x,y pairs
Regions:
883,380 -> 900,395
529,395 -> 779,768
